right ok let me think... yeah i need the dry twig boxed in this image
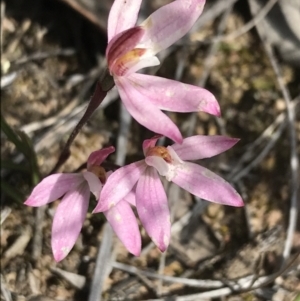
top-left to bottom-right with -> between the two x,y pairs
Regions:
250,0 -> 299,263
32,206 -> 46,261
89,93 -> 133,300
88,223 -> 113,301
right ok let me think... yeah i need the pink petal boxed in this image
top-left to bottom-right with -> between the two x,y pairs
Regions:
24,174 -> 84,207
87,146 -> 115,168
51,182 -> 90,262
123,190 -> 136,207
107,0 -> 143,42
172,162 -> 244,207
104,200 -> 141,256
116,77 -> 183,143
136,167 -> 171,252
93,160 -> 147,213
142,135 -> 162,155
171,136 -> 239,161
140,0 -> 206,53
127,73 -> 220,116
82,171 -> 102,199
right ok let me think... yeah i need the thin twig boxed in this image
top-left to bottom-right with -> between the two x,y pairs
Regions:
228,105 -> 289,178
1,72 -> 17,88
32,206 -> 46,261
193,0 -> 278,45
30,88 -> 118,154
236,182 -> 254,239
20,66 -> 108,134
0,207 -> 11,225
231,117 -> 287,182
134,272 -> 158,298
14,48 -> 75,64
265,49 -> 298,263
88,223 -> 114,301
227,98 -> 299,183
0,1 -> 5,56
190,0 -> 239,34
89,94 -> 132,300
113,251 -> 299,297
115,103 -> 132,166
0,274 -> 12,301
219,0 -> 277,42
253,12 -> 299,263
112,261 -> 223,289
57,0 -> 105,31
157,249 -> 167,296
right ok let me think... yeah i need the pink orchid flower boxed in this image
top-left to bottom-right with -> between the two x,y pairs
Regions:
94,136 -> 244,252
24,147 -> 141,261
106,0 -> 220,143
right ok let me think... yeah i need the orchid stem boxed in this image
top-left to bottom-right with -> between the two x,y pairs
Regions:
50,70 -> 115,174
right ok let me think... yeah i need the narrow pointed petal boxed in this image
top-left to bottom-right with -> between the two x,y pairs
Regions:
126,73 -> 220,116
140,0 -> 206,53
104,200 -> 141,256
142,135 -> 162,155
108,0 -> 143,42
87,146 -> 115,168
136,167 -> 171,252
171,136 -> 239,161
82,171 -> 102,199
93,160 -> 147,213
24,174 -> 84,207
116,77 -> 183,143
172,162 -> 244,207
51,183 -> 90,262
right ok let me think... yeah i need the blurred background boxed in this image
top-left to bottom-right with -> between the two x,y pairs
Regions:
1,0 -> 299,300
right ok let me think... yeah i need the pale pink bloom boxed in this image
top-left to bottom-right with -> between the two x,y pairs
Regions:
94,136 -> 243,252
106,0 -> 220,143
24,147 -> 141,261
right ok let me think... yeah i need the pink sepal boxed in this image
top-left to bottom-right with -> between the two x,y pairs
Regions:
140,0 -> 206,53
171,136 -> 239,161
142,135 -> 162,155
108,0 -> 143,42
115,77 -> 183,143
136,167 -> 171,252
123,190 -> 137,207
51,182 -> 90,262
87,146 -> 115,168
172,162 -> 244,207
24,173 -> 84,207
82,171 -> 102,200
127,73 -> 220,116
104,200 -> 141,256
93,160 -> 147,213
